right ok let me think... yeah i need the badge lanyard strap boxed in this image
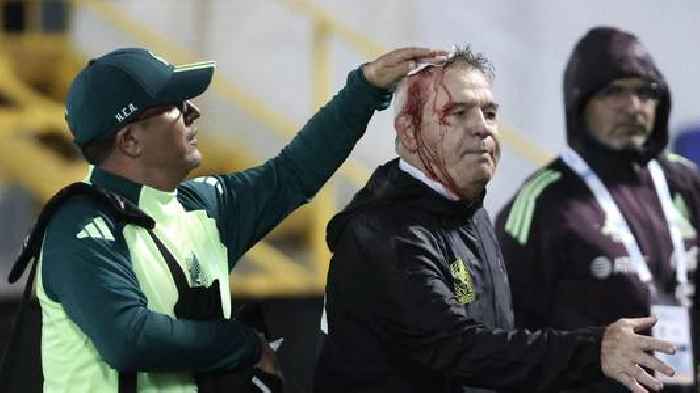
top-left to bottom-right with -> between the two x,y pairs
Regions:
562,148 -> 688,305
648,160 -> 690,305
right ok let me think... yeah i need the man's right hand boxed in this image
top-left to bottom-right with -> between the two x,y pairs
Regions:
255,334 -> 282,378
362,47 -> 448,89
601,317 -> 676,393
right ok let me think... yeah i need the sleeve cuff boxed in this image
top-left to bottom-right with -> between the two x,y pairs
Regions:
574,326 -> 606,382
239,328 -> 264,370
348,66 -> 393,111
249,335 -> 263,368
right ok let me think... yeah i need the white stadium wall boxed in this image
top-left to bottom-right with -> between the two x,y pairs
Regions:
73,0 -> 700,215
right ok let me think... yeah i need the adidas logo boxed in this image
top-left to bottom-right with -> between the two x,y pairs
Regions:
76,217 -> 115,241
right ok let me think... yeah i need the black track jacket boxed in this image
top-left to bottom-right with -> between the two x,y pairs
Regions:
314,159 -> 606,393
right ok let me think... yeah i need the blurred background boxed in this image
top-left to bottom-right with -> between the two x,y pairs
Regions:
1,1 -> 699,391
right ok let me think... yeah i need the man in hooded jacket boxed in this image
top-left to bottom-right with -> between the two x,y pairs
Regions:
314,45 -> 677,393
496,26 -> 700,393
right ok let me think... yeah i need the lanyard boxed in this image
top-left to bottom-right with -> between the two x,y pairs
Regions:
561,148 -> 689,305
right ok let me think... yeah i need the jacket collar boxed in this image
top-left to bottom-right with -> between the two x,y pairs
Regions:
89,166 -> 178,209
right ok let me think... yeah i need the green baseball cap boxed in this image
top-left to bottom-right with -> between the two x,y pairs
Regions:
65,48 -> 216,146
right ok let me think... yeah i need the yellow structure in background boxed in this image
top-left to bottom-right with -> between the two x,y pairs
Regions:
283,0 -> 554,167
0,0 -> 324,297
0,0 -> 553,298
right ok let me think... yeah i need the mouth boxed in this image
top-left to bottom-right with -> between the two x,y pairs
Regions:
614,124 -> 650,139
616,121 -> 647,131
462,148 -> 493,159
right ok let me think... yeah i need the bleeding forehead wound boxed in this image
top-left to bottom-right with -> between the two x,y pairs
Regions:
400,72 -> 434,126
401,68 -> 449,112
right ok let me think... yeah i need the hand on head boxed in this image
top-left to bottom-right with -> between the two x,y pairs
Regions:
362,47 -> 448,89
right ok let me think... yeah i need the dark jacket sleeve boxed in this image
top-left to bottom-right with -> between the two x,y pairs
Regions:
660,155 -> 700,366
41,200 -> 261,373
346,217 -> 604,392
178,67 -> 391,269
494,169 -> 567,331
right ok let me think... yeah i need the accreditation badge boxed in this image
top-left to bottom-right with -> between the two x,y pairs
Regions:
651,305 -> 694,385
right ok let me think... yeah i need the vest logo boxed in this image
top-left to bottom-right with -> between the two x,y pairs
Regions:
450,258 -> 476,304
187,253 -> 209,287
76,217 -> 115,241
115,103 -> 139,123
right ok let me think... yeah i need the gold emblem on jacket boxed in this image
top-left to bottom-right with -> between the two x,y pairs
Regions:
450,258 -> 476,304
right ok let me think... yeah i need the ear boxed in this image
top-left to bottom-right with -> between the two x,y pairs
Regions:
114,126 -> 142,158
394,114 -> 418,152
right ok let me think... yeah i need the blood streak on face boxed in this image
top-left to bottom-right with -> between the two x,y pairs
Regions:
401,66 -> 460,196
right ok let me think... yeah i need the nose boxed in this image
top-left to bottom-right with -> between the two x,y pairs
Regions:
183,100 -> 201,126
471,111 -> 495,139
188,101 -> 201,115
619,92 -> 644,110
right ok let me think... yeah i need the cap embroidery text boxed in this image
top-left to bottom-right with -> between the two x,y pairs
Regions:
115,103 -> 138,122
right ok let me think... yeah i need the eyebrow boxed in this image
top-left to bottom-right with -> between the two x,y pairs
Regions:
445,101 -> 500,111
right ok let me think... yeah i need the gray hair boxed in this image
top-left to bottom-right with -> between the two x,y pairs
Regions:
392,45 -> 495,120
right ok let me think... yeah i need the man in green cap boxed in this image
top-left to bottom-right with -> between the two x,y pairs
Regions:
30,46 -> 445,392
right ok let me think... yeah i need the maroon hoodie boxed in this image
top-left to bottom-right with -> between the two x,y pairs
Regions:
496,26 -> 700,392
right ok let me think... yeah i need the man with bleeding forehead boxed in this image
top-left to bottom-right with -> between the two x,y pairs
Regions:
391,52 -> 500,201
315,46 -> 676,393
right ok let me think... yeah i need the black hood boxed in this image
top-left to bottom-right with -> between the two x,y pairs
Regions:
563,26 -> 671,165
326,159 -> 483,251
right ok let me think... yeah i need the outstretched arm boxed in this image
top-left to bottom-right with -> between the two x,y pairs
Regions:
336,222 -> 675,392
179,48 -> 447,267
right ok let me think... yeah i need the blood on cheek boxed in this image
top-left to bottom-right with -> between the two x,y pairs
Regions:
400,68 -> 460,196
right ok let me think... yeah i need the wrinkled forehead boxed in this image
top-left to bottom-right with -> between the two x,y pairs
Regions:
443,64 -> 492,90
394,63 -> 494,117
432,65 -> 494,105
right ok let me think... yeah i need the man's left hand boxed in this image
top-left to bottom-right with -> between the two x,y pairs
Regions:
601,317 -> 676,393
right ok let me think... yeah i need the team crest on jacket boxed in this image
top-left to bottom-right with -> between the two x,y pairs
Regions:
450,259 -> 475,304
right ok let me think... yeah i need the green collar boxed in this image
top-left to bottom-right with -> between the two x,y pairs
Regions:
89,167 -> 177,209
